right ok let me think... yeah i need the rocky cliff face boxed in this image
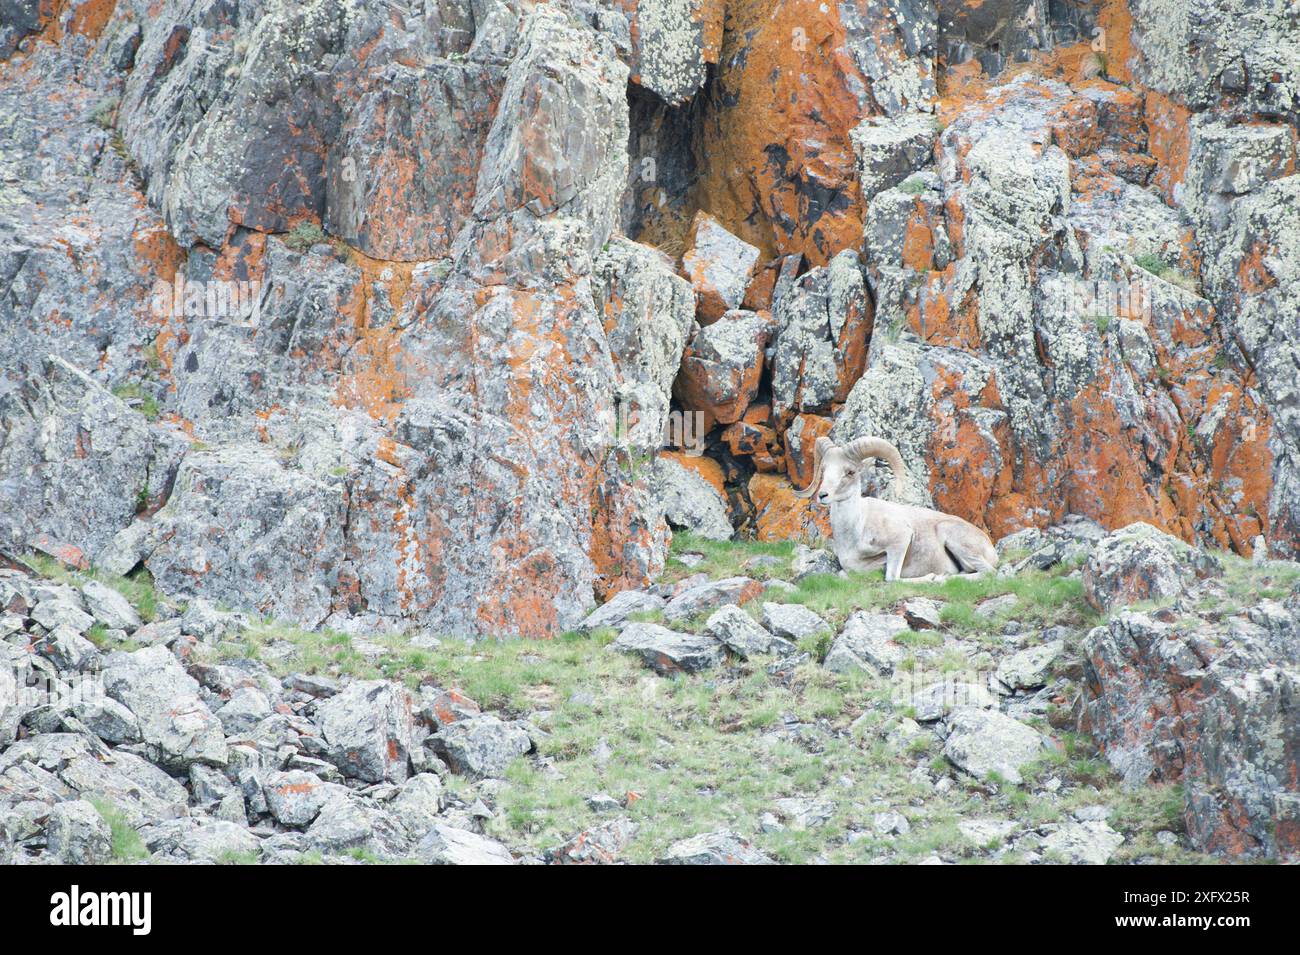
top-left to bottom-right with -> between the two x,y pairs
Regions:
1,0 -> 1297,638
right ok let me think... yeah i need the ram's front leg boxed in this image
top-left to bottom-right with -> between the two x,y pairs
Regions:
883,528 -> 914,582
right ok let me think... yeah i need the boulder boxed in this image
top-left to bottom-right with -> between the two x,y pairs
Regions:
942,708 -> 1050,785
80,580 -> 141,631
608,622 -> 725,674
674,309 -> 773,425
704,605 -> 793,659
1040,820 -> 1124,865
416,823 -> 515,865
771,251 -> 871,423
314,681 -> 417,784
760,603 -> 830,642
45,799 -> 113,864
577,589 -> 666,634
823,611 -> 909,675
430,715 -> 533,779
101,646 -> 227,771
996,640 -> 1064,691
263,770 -> 346,828
910,681 -> 998,722
1082,523 -> 1222,612
681,211 -> 760,322
651,454 -> 732,542
660,829 -> 774,865
544,816 -> 637,865
663,577 -> 762,624
851,112 -> 939,199
1082,603 -> 1300,861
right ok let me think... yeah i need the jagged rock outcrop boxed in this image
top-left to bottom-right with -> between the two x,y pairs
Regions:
2,0 -> 1298,643
1082,597 -> 1300,861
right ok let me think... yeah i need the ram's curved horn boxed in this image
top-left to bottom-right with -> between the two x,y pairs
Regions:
794,436 -> 834,499
842,436 -> 907,497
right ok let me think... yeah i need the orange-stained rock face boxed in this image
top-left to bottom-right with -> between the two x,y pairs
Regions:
691,0 -> 932,266
1145,92 -> 1192,206
784,413 -> 834,489
681,211 -> 760,322
660,449 -> 727,499
748,473 -> 831,542
674,308 -> 773,425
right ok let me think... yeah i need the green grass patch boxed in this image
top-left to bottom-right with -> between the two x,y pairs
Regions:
24,553 -> 161,625
110,382 -> 160,420
664,531 -> 796,583
88,797 -> 149,862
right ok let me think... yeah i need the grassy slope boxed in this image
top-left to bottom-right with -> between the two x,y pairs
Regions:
32,536 -> 1296,864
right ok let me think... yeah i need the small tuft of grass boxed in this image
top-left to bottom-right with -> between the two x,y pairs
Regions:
283,221 -> 330,253
88,797 -> 148,862
215,849 -> 260,865
664,531 -> 796,583
111,382 -> 160,420
25,553 -> 161,624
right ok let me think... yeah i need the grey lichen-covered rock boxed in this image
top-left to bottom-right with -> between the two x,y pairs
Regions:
942,708 -> 1049,785
760,602 -> 830,642
180,599 -> 250,643
45,799 -> 113,864
995,640 -> 1064,691
608,621 -> 725,674
651,455 -> 733,541
1082,522 -> 1222,612
577,589 -> 666,634
80,580 -> 141,632
386,774 -> 445,840
1128,0 -> 1300,115
214,687 -> 273,737
146,446 -> 347,628
171,820 -> 262,864
416,823 -> 515,865
0,355 -> 185,562
430,714 -> 533,779
682,211 -> 760,321
660,829 -> 774,865
1040,820 -> 1124,866
314,680 -> 417,784
704,604 -> 793,659
33,625 -> 100,673
594,236 -> 695,453
663,576 -> 761,623
851,112 -> 939,199
1081,602 -> 1300,861
792,545 -> 839,578
71,697 -> 141,746
544,816 -> 638,864
101,645 -> 227,771
910,681 -> 998,722
675,308 -> 774,425
771,251 -> 871,423
263,770 -> 347,828
58,751 -> 189,829
899,597 -> 944,630
823,611 -> 908,675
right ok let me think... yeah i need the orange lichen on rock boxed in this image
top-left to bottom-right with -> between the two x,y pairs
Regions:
1145,92 -> 1192,206
68,0 -> 116,38
660,449 -> 727,498
692,0 -> 874,266
748,473 -> 831,542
